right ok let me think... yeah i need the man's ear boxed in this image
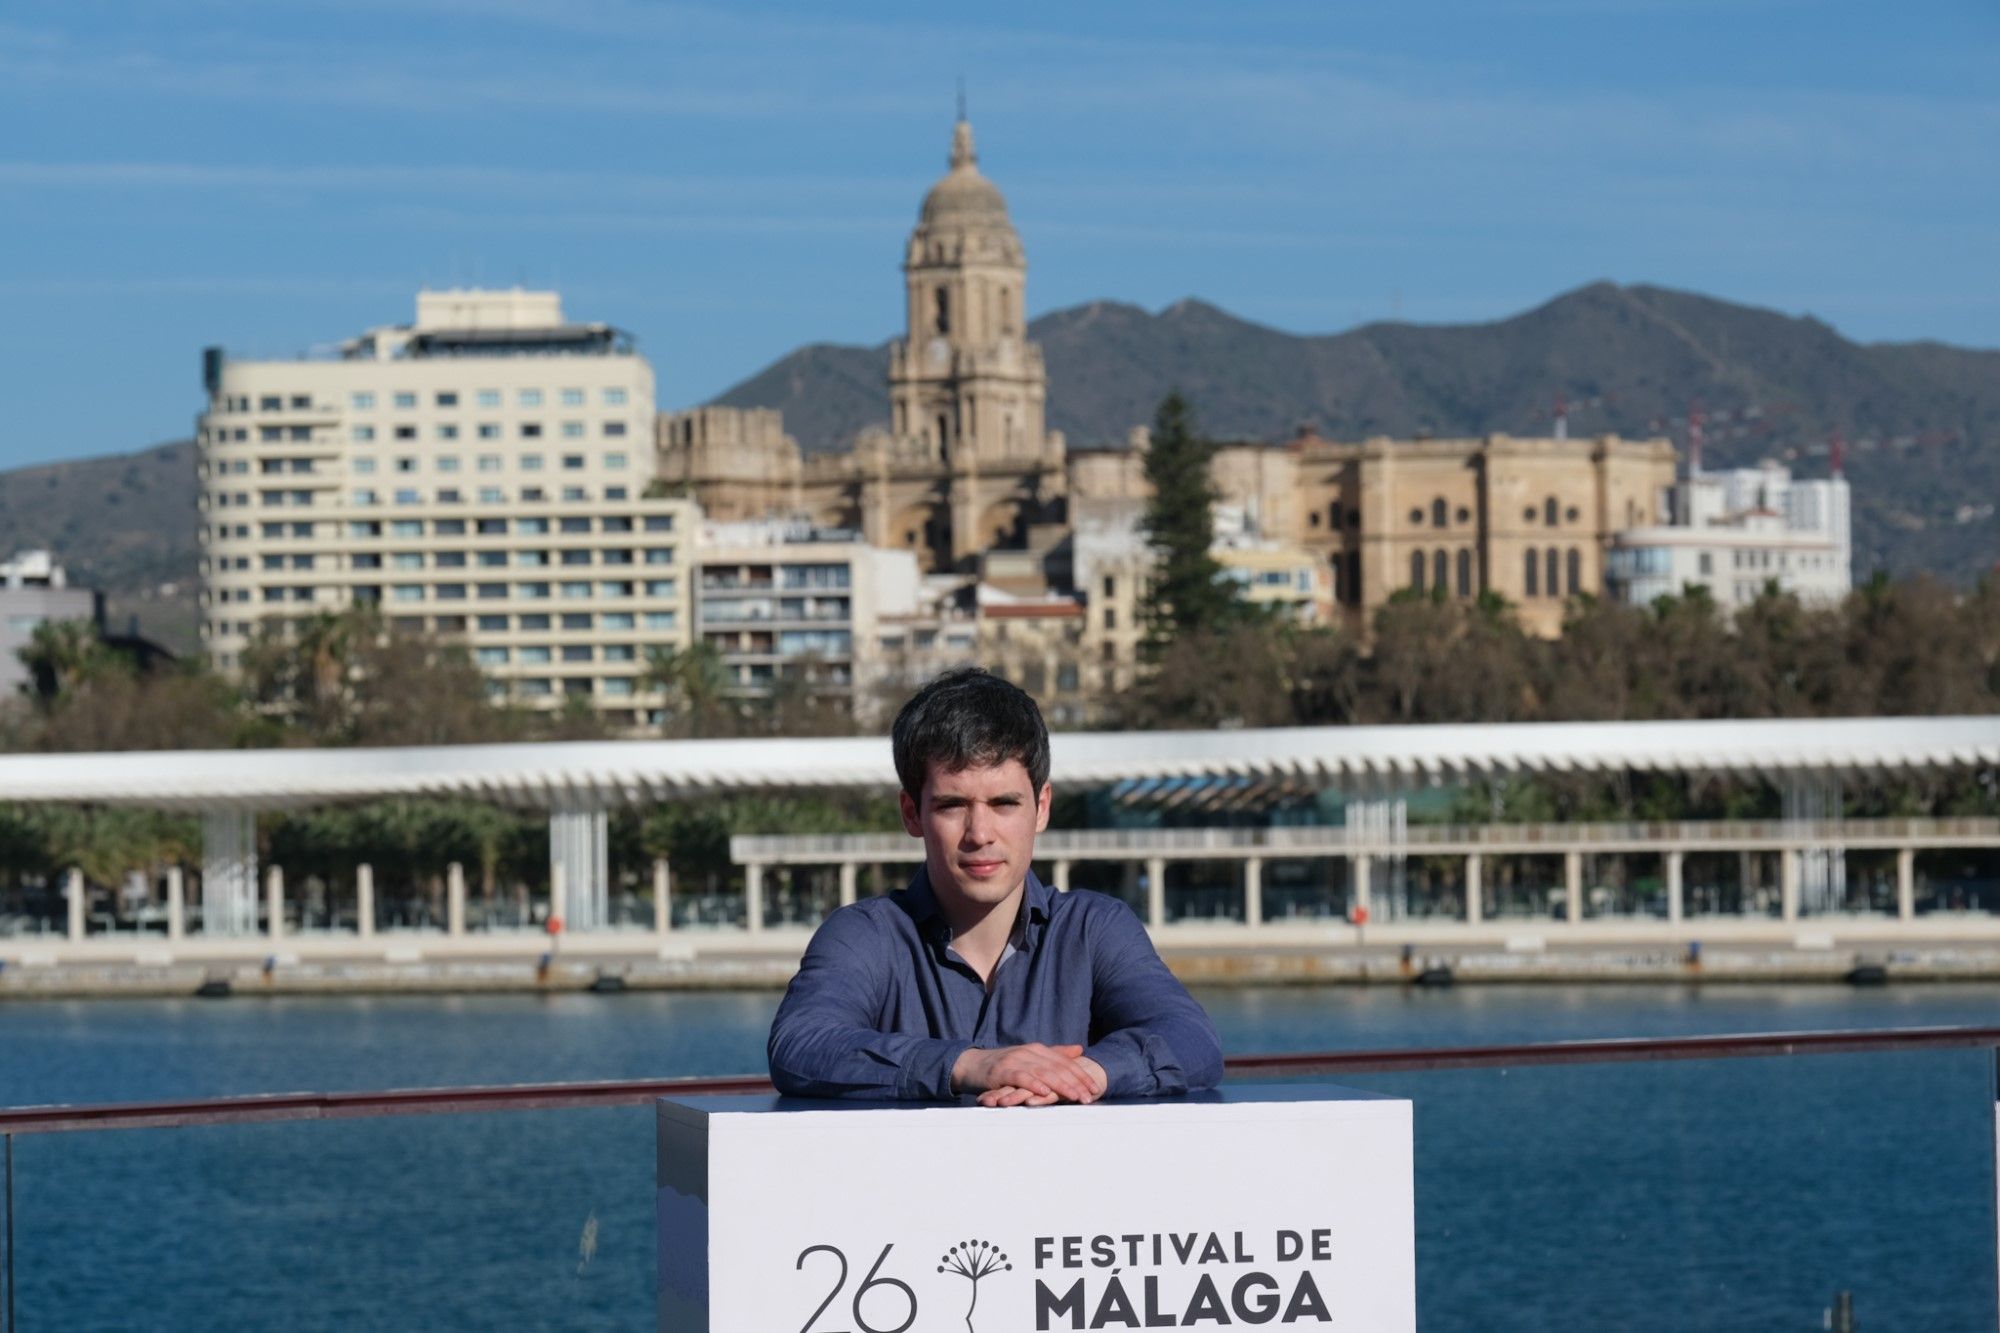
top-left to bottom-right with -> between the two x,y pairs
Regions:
899,788 -> 923,838
1034,782 -> 1052,833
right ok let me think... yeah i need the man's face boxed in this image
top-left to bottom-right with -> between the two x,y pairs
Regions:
900,757 -> 1051,924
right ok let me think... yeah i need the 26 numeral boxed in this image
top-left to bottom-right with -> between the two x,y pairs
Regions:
796,1243 -> 917,1333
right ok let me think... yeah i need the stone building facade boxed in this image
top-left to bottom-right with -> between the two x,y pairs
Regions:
657,116 -> 1679,655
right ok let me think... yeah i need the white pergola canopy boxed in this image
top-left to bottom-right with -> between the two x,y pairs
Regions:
0,716 -> 1991,814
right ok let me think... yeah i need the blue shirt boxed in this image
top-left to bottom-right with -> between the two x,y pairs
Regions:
766,868 -> 1224,1100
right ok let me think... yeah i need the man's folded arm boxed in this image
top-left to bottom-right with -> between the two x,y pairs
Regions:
766,912 -> 969,1100
1082,902 -> 1225,1097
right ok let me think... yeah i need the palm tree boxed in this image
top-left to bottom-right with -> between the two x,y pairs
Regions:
17,618 -> 113,706
641,641 -> 738,738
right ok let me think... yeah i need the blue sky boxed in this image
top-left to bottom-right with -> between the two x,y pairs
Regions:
2,0 -> 1994,470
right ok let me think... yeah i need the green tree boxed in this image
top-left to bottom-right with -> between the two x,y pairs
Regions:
642,641 -> 740,738
1138,392 -> 1236,655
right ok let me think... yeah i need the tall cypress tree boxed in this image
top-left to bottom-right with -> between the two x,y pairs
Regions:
1139,391 -> 1236,655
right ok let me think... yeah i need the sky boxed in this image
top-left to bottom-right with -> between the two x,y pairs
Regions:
1,0 -> 1995,471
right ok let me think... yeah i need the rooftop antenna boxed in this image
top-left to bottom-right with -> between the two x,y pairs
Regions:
1553,391 -> 1568,442
956,76 -> 966,122
1688,400 -> 1705,477
1829,427 -> 1845,479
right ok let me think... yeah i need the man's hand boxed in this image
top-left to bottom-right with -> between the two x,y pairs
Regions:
953,1043 -> 1108,1107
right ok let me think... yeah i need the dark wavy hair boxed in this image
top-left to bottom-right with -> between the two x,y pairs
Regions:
890,667 -> 1051,802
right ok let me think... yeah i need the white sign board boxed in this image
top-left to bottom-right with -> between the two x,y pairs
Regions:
658,1083 -> 1414,1332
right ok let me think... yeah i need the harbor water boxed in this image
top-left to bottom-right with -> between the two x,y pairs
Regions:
2,984 -> 1996,1330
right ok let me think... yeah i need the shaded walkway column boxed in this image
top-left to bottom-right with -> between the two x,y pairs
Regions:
265,865 -> 285,940
1783,772 -> 1845,914
447,862 -> 467,937
66,867 -> 84,941
549,799 -> 610,933
1145,857 -> 1166,930
654,859 -> 673,935
1464,853 -> 1482,926
166,865 -> 186,942
202,809 -> 259,937
1243,856 -> 1263,929
1564,850 -> 1583,924
1896,847 -> 1915,921
1665,851 -> 1684,925
744,863 -> 765,934
838,863 -> 857,908
356,863 -> 376,937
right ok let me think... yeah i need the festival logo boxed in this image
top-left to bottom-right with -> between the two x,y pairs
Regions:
937,1239 -> 1013,1332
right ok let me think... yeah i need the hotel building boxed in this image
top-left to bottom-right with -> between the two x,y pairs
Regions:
196,289 -> 694,722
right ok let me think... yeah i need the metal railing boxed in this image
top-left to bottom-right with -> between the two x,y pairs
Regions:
732,816 -> 2000,861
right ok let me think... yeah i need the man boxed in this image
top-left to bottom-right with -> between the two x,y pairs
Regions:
767,668 -> 1223,1105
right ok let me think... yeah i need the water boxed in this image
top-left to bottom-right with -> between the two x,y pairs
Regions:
3,985 -> 1996,1330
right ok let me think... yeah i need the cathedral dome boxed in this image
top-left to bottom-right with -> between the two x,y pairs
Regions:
917,120 -> 1015,231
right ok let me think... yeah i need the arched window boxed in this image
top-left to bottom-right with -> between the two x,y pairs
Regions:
1544,496 -> 1560,527
1431,497 -> 1448,528
935,413 -> 950,459
1329,501 -> 1343,530
933,287 -> 951,336
1457,548 -> 1473,597
1524,548 -> 1539,597
998,285 -> 1014,335
1409,550 -> 1425,591
1329,554 -> 1342,602
1567,547 -> 1583,595
1546,547 -> 1561,596
1433,548 -> 1448,591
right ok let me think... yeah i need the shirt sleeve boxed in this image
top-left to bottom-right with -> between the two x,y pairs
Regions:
766,908 -> 971,1100
1081,899 -> 1225,1097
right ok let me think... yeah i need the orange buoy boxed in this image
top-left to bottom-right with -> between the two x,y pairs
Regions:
546,915 -> 564,936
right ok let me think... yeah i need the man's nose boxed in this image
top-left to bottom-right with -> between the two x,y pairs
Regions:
960,804 -> 993,845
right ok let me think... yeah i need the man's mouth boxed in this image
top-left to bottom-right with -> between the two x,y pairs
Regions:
960,859 -> 1007,878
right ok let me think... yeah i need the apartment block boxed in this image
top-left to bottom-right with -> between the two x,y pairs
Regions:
694,519 -> 920,703
196,290 -> 693,720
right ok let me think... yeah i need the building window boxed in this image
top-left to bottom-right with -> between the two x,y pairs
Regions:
603,387 -> 628,406
1546,546 -> 1560,596
644,515 -> 674,532
1698,552 -> 1714,576
603,421 -> 627,437
1544,496 -> 1559,526
437,424 -> 459,441
1457,548 -> 1473,597
519,389 -> 543,408
352,426 -> 376,443
353,458 -> 377,475
561,388 -> 584,407
477,424 -> 501,440
1408,507 -> 1423,526
562,454 -> 585,471
476,389 -> 500,408
437,456 -> 461,473
933,287 -> 950,335
1565,506 -> 1581,523
1456,506 -> 1471,524
477,454 -> 501,472
436,392 -> 459,408
477,487 -> 505,503
561,645 -> 593,662
1431,498 -> 1447,528
1432,548 -> 1448,591
394,425 -> 417,441
1567,547 -> 1582,595
605,453 -> 628,470
521,454 -> 544,471
521,423 -> 543,439
562,421 -> 585,439
1410,550 -> 1425,592
352,392 -> 375,410
393,392 -> 417,409
1524,548 -> 1538,597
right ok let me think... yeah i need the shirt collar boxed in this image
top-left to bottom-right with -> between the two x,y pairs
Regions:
904,864 -> 1052,947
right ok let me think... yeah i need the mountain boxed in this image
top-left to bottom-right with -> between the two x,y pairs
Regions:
0,440 -> 199,652
708,283 -> 2000,584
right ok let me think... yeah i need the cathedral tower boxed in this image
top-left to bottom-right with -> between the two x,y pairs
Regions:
886,117 -> 1061,569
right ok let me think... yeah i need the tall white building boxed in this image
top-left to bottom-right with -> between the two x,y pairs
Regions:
196,290 -> 695,722
1607,460 -> 1851,611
